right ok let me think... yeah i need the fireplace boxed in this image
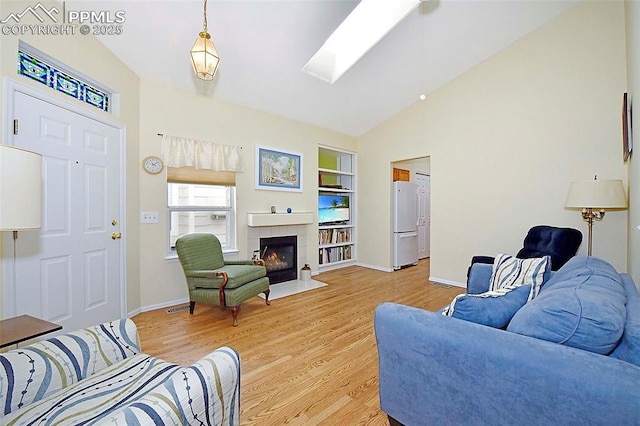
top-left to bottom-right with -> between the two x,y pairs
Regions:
260,236 -> 297,284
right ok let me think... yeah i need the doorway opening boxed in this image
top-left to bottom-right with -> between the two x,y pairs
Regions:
391,156 -> 431,262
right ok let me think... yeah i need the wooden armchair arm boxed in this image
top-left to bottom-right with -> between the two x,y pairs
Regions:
185,270 -> 229,306
224,259 -> 266,267
217,271 -> 229,307
186,270 -> 225,279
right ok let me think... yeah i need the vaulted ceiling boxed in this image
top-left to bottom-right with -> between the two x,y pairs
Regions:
93,0 -> 579,136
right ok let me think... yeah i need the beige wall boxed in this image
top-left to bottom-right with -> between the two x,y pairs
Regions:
0,0 -> 635,317
0,1 -> 141,315
0,0 -> 357,315
625,0 -> 640,287
138,79 -> 355,310
358,1 -> 629,285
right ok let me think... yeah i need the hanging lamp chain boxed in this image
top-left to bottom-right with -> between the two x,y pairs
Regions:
202,0 -> 208,33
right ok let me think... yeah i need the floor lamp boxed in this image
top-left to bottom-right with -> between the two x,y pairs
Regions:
0,145 -> 42,236
0,145 -> 42,312
564,177 -> 627,256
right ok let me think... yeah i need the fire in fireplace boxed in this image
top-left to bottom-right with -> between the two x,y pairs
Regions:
260,235 -> 297,284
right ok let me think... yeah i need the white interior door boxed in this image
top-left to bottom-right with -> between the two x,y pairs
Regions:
416,172 -> 430,259
3,89 -> 124,331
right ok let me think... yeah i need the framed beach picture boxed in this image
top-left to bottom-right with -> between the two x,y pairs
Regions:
255,146 -> 303,192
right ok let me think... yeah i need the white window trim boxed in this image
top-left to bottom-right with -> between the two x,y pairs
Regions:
166,185 -> 237,258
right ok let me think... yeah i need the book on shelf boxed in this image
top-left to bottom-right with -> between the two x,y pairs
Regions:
318,245 -> 352,264
318,228 -> 351,245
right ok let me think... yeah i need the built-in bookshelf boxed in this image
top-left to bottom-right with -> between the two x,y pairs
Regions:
318,145 -> 356,270
318,226 -> 352,245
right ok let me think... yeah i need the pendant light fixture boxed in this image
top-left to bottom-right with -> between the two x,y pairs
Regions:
190,0 -> 220,80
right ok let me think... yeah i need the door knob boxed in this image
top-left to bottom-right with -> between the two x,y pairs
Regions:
111,232 -> 122,240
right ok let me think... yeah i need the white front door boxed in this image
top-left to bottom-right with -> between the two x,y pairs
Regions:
416,172 -> 430,259
3,89 -> 124,331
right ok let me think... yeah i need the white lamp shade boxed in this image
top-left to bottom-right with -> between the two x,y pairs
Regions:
190,32 -> 220,80
0,145 -> 42,230
565,179 -> 628,209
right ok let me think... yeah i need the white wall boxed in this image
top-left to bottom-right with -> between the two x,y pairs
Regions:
138,79 -> 356,310
0,0 -> 142,316
358,1 -> 629,285
625,0 -> 640,287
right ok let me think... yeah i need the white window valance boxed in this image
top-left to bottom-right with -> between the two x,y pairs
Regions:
161,135 -> 244,172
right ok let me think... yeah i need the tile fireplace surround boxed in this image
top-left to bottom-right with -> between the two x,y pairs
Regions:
247,225 -> 309,280
247,212 -> 314,281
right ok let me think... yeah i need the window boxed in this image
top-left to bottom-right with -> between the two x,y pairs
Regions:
167,183 -> 236,254
18,42 -> 112,113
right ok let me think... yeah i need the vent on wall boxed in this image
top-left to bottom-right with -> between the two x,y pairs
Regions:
166,305 -> 190,314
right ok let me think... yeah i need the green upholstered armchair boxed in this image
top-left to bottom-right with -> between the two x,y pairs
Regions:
176,233 -> 270,326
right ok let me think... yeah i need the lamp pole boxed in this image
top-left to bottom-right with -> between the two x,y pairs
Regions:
581,208 -> 605,256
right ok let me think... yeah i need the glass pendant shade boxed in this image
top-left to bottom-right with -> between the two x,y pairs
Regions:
190,31 -> 220,80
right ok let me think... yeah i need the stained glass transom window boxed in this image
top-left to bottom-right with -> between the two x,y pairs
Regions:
18,50 -> 110,112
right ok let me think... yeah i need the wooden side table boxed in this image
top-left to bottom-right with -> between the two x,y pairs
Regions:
0,315 -> 62,349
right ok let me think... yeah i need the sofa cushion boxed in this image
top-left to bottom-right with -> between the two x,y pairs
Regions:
467,263 -> 494,295
610,274 -> 640,367
490,254 -> 550,301
106,347 -> 242,426
2,354 -> 180,424
191,264 -> 267,289
442,284 -> 531,328
507,256 -> 626,355
0,319 -> 140,415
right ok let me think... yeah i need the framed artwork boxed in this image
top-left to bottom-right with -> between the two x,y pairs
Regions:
622,92 -> 633,162
255,146 -> 303,191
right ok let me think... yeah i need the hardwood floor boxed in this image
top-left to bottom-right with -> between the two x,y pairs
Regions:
133,259 -> 464,425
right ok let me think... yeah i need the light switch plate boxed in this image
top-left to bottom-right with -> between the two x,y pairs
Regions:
141,211 -> 159,224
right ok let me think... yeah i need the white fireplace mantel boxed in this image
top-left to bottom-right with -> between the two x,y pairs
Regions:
247,212 -> 314,227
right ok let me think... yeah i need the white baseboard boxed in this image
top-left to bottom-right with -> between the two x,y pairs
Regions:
126,276 -> 463,318
127,308 -> 142,318
355,262 -> 393,273
429,276 -> 466,288
128,297 -> 190,318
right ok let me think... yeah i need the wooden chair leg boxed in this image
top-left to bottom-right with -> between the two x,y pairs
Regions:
264,289 -> 271,305
189,301 -> 195,314
230,306 -> 239,326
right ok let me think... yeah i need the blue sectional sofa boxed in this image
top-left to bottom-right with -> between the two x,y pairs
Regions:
375,256 -> 640,425
0,319 -> 240,425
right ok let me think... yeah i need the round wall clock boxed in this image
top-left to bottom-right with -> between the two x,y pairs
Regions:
142,156 -> 164,174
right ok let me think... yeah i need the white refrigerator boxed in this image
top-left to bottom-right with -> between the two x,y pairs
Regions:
393,181 -> 419,270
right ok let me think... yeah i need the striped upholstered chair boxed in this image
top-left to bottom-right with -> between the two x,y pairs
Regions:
176,233 -> 270,326
0,319 -> 241,424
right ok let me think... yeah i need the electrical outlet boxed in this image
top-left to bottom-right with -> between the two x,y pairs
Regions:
140,211 -> 159,224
